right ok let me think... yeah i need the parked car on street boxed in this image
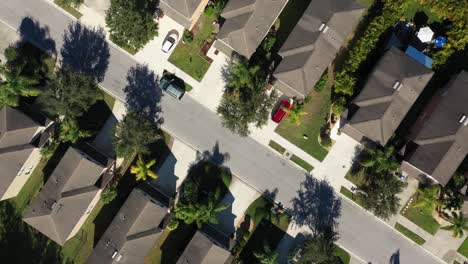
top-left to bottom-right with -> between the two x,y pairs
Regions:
272,99 -> 292,123
159,75 -> 185,100
162,32 -> 178,53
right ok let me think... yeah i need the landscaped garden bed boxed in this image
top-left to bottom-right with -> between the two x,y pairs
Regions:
168,12 -> 217,81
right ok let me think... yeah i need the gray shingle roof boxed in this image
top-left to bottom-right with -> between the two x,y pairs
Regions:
216,0 -> 288,59
406,71 -> 468,185
23,146 -> 108,245
343,47 -> 434,146
176,227 -> 231,264
159,0 -> 204,29
0,106 -> 42,198
87,187 -> 169,264
274,0 -> 365,98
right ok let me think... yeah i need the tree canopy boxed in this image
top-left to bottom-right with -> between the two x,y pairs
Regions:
106,0 -> 158,52
217,61 -> 277,136
0,67 -> 40,106
112,111 -> 161,158
298,227 -> 342,264
38,68 -> 99,118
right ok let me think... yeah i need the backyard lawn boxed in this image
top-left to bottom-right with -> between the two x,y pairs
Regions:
400,195 -> 440,235
276,83 -> 331,161
168,13 -> 216,81
395,223 -> 426,245
458,238 -> 468,258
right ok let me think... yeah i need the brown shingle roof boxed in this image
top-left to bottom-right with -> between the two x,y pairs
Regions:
343,47 -> 433,146
406,71 -> 468,185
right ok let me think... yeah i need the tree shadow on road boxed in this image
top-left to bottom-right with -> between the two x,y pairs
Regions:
60,22 -> 109,82
290,176 -> 341,236
124,64 -> 163,123
0,202 -> 70,263
18,17 -> 56,55
389,249 -> 400,264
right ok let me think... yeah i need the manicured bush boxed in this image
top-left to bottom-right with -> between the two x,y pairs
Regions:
321,136 -> 332,148
314,73 -> 328,92
167,219 -> 179,231
182,30 -> 193,44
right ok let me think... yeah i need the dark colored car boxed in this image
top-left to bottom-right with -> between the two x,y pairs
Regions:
272,100 -> 292,123
159,75 -> 185,100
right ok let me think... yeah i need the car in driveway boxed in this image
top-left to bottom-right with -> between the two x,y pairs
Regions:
272,99 -> 292,123
162,32 -> 178,53
159,75 -> 185,100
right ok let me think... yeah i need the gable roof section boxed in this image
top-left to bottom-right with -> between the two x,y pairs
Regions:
406,71 -> 468,185
87,187 -> 169,264
176,225 -> 231,264
274,0 -> 364,97
159,0 -> 204,29
216,0 -> 288,59
23,146 -> 107,245
344,47 -> 433,146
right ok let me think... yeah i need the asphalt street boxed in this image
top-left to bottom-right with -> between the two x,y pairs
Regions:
0,0 -> 444,263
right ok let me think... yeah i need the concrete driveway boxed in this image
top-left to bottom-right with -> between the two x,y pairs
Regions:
134,16 -> 184,77
151,138 -> 198,197
215,177 -> 260,235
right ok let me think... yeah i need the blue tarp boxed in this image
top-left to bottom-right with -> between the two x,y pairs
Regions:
434,36 -> 447,48
405,45 -> 434,68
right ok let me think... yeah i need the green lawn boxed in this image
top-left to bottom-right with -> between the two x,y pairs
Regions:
356,0 -> 374,8
54,0 -> 83,19
276,79 -> 331,161
457,238 -> 468,258
402,0 -> 442,23
268,140 -> 286,154
335,245 -> 351,264
345,170 -> 366,187
101,91 -> 116,110
339,186 -> 365,208
245,196 -> 291,231
168,13 -> 216,81
290,154 -> 314,172
400,195 -> 440,235
395,223 -> 426,245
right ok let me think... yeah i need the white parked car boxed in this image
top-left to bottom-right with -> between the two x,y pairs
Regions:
162,32 -> 178,53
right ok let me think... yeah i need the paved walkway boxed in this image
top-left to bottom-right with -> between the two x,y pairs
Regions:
0,19 -> 18,62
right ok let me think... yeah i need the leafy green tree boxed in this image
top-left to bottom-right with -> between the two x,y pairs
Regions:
0,68 -> 40,106
106,0 -> 158,52
331,97 -> 347,118
38,68 -> 99,118
357,173 -> 406,219
298,227 -> 342,264
284,103 -> 308,126
112,111 -> 161,158
59,118 -> 93,143
253,243 -> 278,264
40,139 -> 60,160
413,185 -> 441,210
130,154 -> 158,181
175,188 -> 229,228
441,211 -> 468,238
360,146 -> 399,176
101,186 -> 117,205
217,61 -> 277,136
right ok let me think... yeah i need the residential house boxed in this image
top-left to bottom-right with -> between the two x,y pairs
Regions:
213,0 -> 288,59
342,47 -> 434,146
159,0 -> 210,30
23,145 -> 112,246
176,224 -> 233,264
0,105 -> 51,201
87,185 -> 170,263
401,71 -> 468,186
274,0 -> 365,98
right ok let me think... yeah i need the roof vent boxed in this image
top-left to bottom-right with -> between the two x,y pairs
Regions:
51,201 -> 58,210
112,251 -> 118,259
392,81 -> 400,90
464,119 -> 468,127
459,114 -> 466,124
323,26 -> 330,33
318,23 -> 325,31
116,254 -> 123,262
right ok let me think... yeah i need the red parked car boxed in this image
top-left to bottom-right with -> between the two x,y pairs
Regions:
272,100 -> 292,123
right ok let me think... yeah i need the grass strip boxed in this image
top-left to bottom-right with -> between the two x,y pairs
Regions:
290,154 -> 314,172
395,223 -> 426,245
268,140 -> 285,154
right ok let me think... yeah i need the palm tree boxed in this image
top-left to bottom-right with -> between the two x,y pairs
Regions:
0,68 -> 40,106
413,185 -> 441,211
441,211 -> 468,238
227,61 -> 261,92
360,146 -> 399,174
284,103 -> 308,126
130,154 -> 158,181
253,243 -> 278,264
59,118 -> 93,143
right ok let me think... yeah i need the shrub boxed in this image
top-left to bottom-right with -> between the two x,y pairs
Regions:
4,47 -> 17,62
321,136 -> 332,148
314,73 -> 328,92
167,219 -> 179,231
40,139 -> 59,160
183,30 -> 193,44
101,186 -> 117,205
331,97 -> 347,117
